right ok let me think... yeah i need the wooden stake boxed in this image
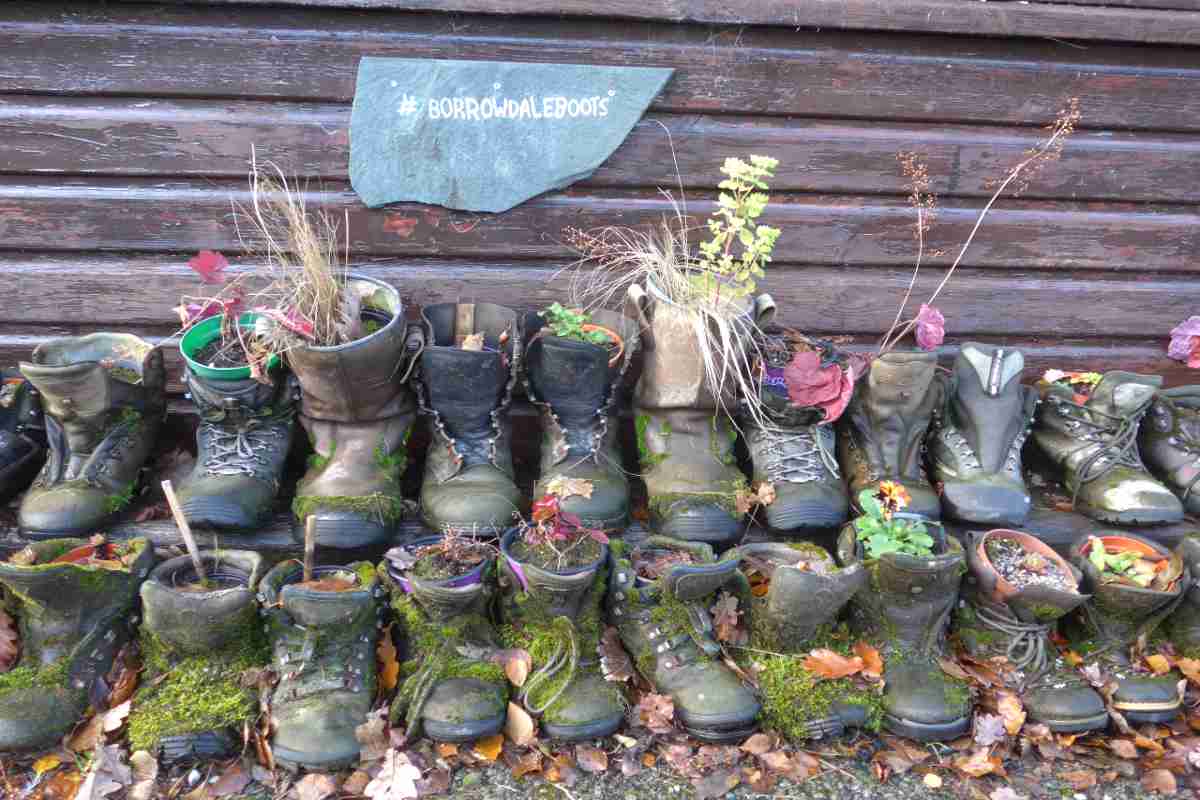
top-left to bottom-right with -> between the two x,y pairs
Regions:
303,516 -> 316,583
161,479 -> 207,585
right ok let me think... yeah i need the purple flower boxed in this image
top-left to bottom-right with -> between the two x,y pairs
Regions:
1168,316 -> 1200,368
914,304 -> 945,351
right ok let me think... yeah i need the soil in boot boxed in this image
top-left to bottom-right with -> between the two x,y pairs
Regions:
1166,533 -> 1200,659
0,369 -> 47,503
1140,386 -> 1200,515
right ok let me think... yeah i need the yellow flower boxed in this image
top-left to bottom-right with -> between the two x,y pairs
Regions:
876,481 -> 911,512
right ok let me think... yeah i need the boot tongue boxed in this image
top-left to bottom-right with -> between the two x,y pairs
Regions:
1086,372 -> 1161,417
952,344 -> 1026,472
526,337 -> 610,421
421,347 -> 507,438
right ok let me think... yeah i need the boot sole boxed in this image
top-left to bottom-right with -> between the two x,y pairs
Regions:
543,713 -> 624,742
1077,503 -> 1184,526
20,519 -> 115,540
423,713 -> 506,743
177,498 -> 263,531
290,513 -> 396,549
271,744 -> 361,773
1113,700 -> 1182,724
764,505 -> 848,531
884,713 -> 971,742
1032,711 -> 1109,734
682,721 -> 760,743
651,508 -> 743,548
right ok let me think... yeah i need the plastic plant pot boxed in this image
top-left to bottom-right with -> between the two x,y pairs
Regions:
180,313 -> 281,381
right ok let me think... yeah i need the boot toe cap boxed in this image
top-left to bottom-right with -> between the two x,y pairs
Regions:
1024,683 -> 1108,733
177,479 -> 274,530
939,475 -> 1031,525
540,673 -> 625,741
421,467 -> 524,533
553,483 -> 628,530
1112,675 -> 1183,722
1086,477 -> 1184,524
649,498 -> 742,546
882,662 -> 970,741
763,482 -> 849,530
420,678 -> 507,743
270,692 -> 369,770
671,666 -> 761,741
0,686 -> 82,752
19,487 -> 109,536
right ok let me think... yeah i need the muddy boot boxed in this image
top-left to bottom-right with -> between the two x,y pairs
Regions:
0,370 -> 46,502
608,537 -> 760,742
1068,533 -> 1188,724
18,335 -> 165,537
382,535 -> 508,742
1035,372 -> 1182,525
498,528 -> 624,740
417,303 -> 524,533
129,550 -> 268,763
0,537 -> 154,752
1166,534 -> 1200,658
289,275 -> 418,548
175,369 -> 296,530
1140,387 -> 1200,515
836,522 -> 971,741
838,352 -> 941,520
929,344 -> 1037,525
524,309 -> 640,531
957,529 -> 1107,733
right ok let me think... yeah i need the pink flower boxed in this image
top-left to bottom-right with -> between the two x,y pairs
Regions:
783,351 -> 857,424
1168,316 -> 1200,369
914,304 -> 945,351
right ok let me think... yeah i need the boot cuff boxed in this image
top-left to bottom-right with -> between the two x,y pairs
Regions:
262,559 -> 378,626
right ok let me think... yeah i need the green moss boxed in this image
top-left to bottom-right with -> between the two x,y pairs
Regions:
0,655 -> 70,695
292,493 -> 405,524
354,561 -> 380,587
648,476 -> 749,519
634,415 -> 668,470
108,367 -> 142,385
104,481 -> 137,514
753,654 -> 884,741
374,429 -> 411,481
306,440 -> 333,472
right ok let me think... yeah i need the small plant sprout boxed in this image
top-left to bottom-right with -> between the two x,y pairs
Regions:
540,303 -> 610,346
1086,537 -> 1172,590
694,155 -> 781,300
853,482 -> 935,559
516,478 -> 608,571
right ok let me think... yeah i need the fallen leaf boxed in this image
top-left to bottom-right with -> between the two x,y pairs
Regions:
938,657 -> 971,681
103,699 -> 131,733
997,692 -> 1026,735
127,751 -> 158,800
853,641 -> 883,680
636,693 -> 676,734
544,752 -> 579,786
210,760 -> 250,797
75,744 -> 132,800
104,644 -> 140,708
1145,653 -> 1173,675
343,771 -> 371,796
461,333 -> 485,351
576,744 -> 608,773
692,769 -> 740,800
506,748 -> 543,779
872,748 -> 917,779
1060,768 -> 1097,790
435,742 -> 458,758
923,773 -> 943,789
1063,650 -> 1083,666
356,713 -> 390,763
294,773 -> 339,800
599,627 -> 635,683
0,609 -> 19,673
473,733 -> 504,762
710,592 -> 744,645
1141,768 -> 1177,795
1176,657 -> 1200,685
974,713 -> 1007,747
740,732 -> 776,756
66,714 -> 105,753
417,767 -> 451,796
377,625 -> 399,693
489,649 -> 532,688
504,702 -> 536,747
42,769 -> 83,800
641,752 -> 657,768
1109,738 -> 1138,759
954,748 -> 1002,778
1135,734 -> 1166,754
364,750 -> 422,800
990,788 -> 1026,800
545,476 -> 595,501
33,754 -> 62,776
804,648 -> 864,680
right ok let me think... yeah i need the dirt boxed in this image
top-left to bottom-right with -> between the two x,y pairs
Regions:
632,546 -> 695,580
296,576 -> 359,592
193,336 -> 252,368
510,536 -> 604,572
984,537 -> 1076,594
412,543 -> 491,581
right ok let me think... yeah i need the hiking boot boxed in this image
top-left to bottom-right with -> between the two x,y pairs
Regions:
417,303 -> 524,533
524,309 -> 640,531
836,521 -> 971,741
289,275 -> 418,548
129,550 -> 268,763
929,344 -> 1036,525
1035,372 -> 1182,525
608,537 -> 760,742
498,528 -> 624,740
175,368 -> 296,530
1166,534 -> 1200,658
382,535 -> 508,743
838,352 -> 942,520
1140,386 -> 1200,515
261,558 -> 383,770
957,529 -> 1107,733
0,537 -> 154,752
19,334 -> 165,537
0,370 -> 46,503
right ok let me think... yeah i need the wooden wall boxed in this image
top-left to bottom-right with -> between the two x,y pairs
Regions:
1,1 -> 1198,393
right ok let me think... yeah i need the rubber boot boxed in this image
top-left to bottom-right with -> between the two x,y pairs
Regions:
129,550 -> 268,763
289,275 -> 418,548
417,303 -> 523,533
382,535 -> 508,743
0,537 -> 154,752
608,537 -> 760,742
836,521 -> 971,741
957,529 -> 1107,733
929,343 -> 1037,525
0,369 -> 46,503
524,309 -> 640,531
498,528 -> 624,740
1140,386 -> 1200,515
175,368 -> 296,530
1166,533 -> 1200,658
19,334 -> 165,537
1035,372 -> 1182,525
838,351 -> 942,519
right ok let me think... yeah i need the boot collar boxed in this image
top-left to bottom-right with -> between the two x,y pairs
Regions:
959,343 -> 1023,398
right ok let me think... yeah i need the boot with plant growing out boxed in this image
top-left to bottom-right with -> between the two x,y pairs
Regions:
0,368 -> 47,503
1139,386 -> 1200,516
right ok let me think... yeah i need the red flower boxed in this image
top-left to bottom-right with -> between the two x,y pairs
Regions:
783,351 -> 857,424
1169,316 -> 1200,369
914,304 -> 945,351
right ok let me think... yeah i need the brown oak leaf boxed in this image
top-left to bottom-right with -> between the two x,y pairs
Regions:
636,693 -> 676,734
853,641 -> 883,680
710,592 -> 745,645
803,648 -> 864,680
598,627 -> 635,683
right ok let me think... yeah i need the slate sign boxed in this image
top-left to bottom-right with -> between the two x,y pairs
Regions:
349,57 -> 674,213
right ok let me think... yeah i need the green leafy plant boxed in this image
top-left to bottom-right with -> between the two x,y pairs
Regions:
693,156 -> 781,299
540,303 -> 611,346
1086,537 -> 1162,588
853,487 -> 934,559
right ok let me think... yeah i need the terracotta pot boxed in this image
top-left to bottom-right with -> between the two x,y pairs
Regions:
975,528 -> 1078,601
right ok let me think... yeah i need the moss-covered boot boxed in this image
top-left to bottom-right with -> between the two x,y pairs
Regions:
1067,532 -> 1188,723
0,369 -> 47,503
957,529 -> 1107,733
1166,533 -> 1200,658
498,528 -> 624,740
1140,386 -> 1200,515
382,536 -> 508,743
1035,372 -> 1183,525
608,536 -> 760,742
18,334 -> 165,537
929,344 -> 1037,525
0,537 -> 153,752
417,303 -> 524,533
261,558 -> 382,770
837,352 -> 942,520
836,522 -> 970,741
289,275 -> 417,548
524,309 -> 640,531
129,550 -> 267,762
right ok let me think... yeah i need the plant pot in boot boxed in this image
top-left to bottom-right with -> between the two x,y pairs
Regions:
1140,386 -> 1200,515
0,537 -> 154,752
417,303 -> 523,533
929,344 -> 1037,525
261,558 -> 382,771
836,521 -> 971,741
608,537 -> 760,742
1034,372 -> 1182,525
1166,533 -> 1200,658
838,351 -> 942,520
382,535 -> 508,743
0,369 -> 46,503
19,334 -> 165,537
289,275 -> 418,548
957,529 -> 1107,733
498,527 -> 624,740
1068,533 -> 1188,724
129,550 -> 268,763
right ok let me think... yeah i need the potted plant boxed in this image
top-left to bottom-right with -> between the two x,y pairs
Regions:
531,303 -> 625,366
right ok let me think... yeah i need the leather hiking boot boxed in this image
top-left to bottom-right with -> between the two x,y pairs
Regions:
1035,372 -> 1182,525
382,535 -> 508,743
417,303 -> 523,533
930,344 -> 1037,525
836,522 -> 971,741
176,368 -> 296,530
261,558 -> 384,771
289,275 -> 418,548
608,537 -> 760,742
957,530 -> 1107,733
1140,386 -> 1200,515
498,528 -> 624,740
838,352 -> 942,520
1166,533 -> 1200,658
524,309 -> 640,531
130,550 -> 268,763
1067,532 -> 1188,724
19,334 -> 165,537
0,369 -> 46,503
0,537 -> 154,752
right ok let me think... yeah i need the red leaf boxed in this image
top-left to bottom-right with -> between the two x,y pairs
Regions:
188,250 -> 229,284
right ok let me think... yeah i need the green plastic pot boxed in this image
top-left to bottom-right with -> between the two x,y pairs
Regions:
180,313 -> 281,380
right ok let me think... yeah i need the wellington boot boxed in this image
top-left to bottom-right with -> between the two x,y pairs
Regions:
1140,386 -> 1200,515
0,369 -> 46,503
1166,533 -> 1200,657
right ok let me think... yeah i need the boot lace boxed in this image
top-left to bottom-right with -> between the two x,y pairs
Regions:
1059,401 -> 1149,504
520,616 -> 579,715
750,426 -> 840,484
974,604 -> 1052,678
202,419 -> 276,477
1170,423 -> 1200,501
275,625 -> 374,697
